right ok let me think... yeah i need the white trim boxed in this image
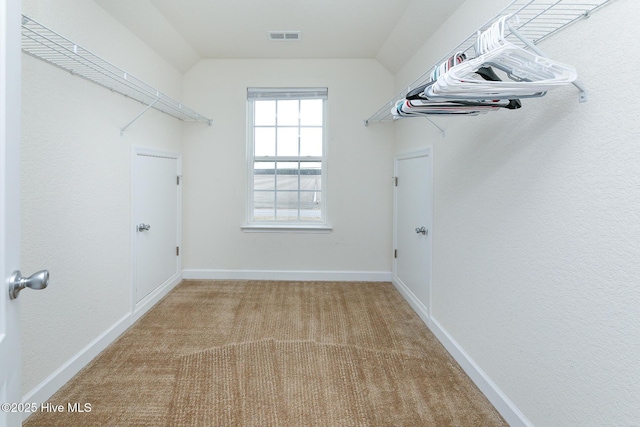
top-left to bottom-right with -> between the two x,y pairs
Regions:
395,147 -> 433,161
247,87 -> 327,100
429,317 -> 534,427
246,91 -> 329,227
392,276 -> 431,328
390,278 -> 532,427
22,313 -> 131,421
2,0 -> 23,422
241,223 -> 332,233
182,269 -> 392,282
133,272 -> 182,322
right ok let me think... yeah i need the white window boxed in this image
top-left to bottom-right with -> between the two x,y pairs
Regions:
245,88 -> 329,231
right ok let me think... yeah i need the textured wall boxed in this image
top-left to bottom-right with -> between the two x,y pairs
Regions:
181,59 -> 395,274
393,0 -> 640,425
20,0 -> 183,395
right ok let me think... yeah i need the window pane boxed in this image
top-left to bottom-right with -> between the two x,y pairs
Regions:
254,162 -> 275,191
276,191 -> 298,221
300,190 -> 322,205
255,100 -> 275,126
250,92 -> 325,225
255,127 -> 275,157
300,191 -> 322,222
276,161 -> 298,190
277,128 -> 298,156
254,191 -> 275,221
277,100 -> 299,126
300,161 -> 321,192
300,161 -> 321,171
300,127 -> 322,157
300,99 -> 323,126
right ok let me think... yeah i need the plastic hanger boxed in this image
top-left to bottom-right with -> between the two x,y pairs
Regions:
426,15 -> 577,100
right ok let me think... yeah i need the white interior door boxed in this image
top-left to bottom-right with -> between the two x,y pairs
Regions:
1,0 -> 22,424
133,150 -> 180,304
394,150 -> 433,315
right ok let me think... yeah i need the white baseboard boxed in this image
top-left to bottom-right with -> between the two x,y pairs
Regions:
22,312 -> 131,421
392,276 -> 431,328
22,273 -> 182,421
133,272 -> 182,322
429,318 -> 533,427
390,277 -> 532,427
182,269 -> 393,282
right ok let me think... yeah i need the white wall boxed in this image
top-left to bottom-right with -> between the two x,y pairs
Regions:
181,59 -> 394,278
20,0 -> 184,397
393,0 -> 640,425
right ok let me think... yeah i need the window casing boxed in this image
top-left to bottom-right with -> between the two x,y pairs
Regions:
246,88 -> 328,230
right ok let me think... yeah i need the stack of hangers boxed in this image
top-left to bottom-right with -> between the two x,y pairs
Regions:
392,15 -> 577,119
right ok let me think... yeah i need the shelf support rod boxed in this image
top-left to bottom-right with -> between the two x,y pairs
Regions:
120,98 -> 160,136
425,117 -> 446,137
508,24 -> 588,103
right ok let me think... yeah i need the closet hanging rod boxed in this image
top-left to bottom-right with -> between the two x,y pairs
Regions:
364,0 -> 617,127
21,15 -> 213,134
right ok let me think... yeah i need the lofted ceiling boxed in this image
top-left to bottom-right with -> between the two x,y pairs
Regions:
93,0 -> 465,74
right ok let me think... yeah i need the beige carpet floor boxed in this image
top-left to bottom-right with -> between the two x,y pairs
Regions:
24,280 -> 507,426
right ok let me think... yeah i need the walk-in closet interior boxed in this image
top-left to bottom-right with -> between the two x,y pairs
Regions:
4,0 -> 638,425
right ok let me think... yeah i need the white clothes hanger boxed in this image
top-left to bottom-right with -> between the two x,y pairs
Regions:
391,96 -> 515,118
426,16 -> 577,100
431,52 -> 466,81
391,99 -> 486,117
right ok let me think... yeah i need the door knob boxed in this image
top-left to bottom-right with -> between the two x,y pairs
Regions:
137,223 -> 151,232
8,270 -> 49,300
415,226 -> 427,235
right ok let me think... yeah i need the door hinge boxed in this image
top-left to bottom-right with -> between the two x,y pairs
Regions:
177,176 -> 181,185
394,176 -> 398,186
394,249 -> 397,258
176,246 -> 180,256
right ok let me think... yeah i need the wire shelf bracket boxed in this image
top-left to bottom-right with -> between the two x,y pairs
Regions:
365,0 -> 618,128
21,15 -> 213,136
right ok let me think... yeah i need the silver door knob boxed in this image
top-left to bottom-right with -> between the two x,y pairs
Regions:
137,223 -> 151,232
415,226 -> 427,235
8,270 -> 49,300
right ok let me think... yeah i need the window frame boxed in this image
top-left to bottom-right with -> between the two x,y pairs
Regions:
243,87 -> 331,233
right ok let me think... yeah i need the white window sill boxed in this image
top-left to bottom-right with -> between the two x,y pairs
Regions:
241,224 -> 333,233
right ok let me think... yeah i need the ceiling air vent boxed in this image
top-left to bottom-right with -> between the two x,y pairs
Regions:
268,31 -> 301,41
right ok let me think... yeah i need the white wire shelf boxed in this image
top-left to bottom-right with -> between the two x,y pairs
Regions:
364,0 -> 617,127
21,15 -> 212,135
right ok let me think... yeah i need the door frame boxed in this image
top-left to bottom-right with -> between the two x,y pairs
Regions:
130,146 -> 182,321
1,0 -> 23,423
392,147 -> 433,327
